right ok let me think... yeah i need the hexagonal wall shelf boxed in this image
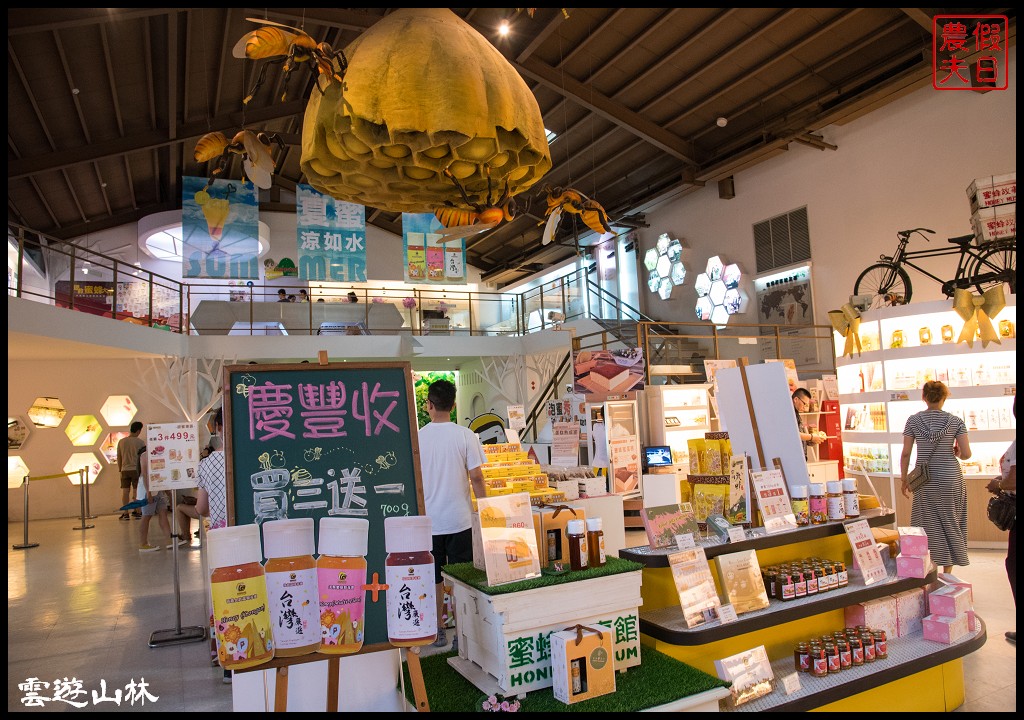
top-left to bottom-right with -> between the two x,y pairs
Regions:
27,397 -> 67,428
64,453 -> 102,485
646,233 -> 686,299
100,395 -> 138,427
8,456 -> 30,489
100,431 -> 130,464
8,416 -> 31,450
66,415 -> 104,447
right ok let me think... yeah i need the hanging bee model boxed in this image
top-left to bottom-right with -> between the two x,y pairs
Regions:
433,170 -> 525,242
233,18 -> 347,105
540,186 -> 613,246
193,129 -> 285,190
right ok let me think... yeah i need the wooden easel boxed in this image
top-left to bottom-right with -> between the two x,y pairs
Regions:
736,358 -> 766,529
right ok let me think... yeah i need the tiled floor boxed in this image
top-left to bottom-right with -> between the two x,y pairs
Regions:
8,518 -> 1015,712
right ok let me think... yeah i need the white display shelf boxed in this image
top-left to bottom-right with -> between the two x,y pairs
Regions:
839,384 -> 1017,403
836,338 -> 1016,365
840,428 -> 1016,444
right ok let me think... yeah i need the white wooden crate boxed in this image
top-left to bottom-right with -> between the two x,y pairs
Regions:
966,172 -> 1016,213
971,202 -> 1016,243
444,569 -> 643,695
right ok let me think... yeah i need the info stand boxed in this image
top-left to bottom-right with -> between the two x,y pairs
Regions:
148,490 -> 206,648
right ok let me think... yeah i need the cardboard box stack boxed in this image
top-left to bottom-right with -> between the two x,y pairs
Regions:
922,572 -> 975,643
844,596 -> 898,640
967,172 -> 1016,243
895,526 -> 934,579
475,442 -> 565,508
892,587 -> 927,637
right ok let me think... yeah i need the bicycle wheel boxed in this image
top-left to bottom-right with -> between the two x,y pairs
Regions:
853,263 -> 912,308
972,240 -> 1016,295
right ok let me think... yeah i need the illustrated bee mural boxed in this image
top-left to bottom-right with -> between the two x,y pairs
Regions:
540,186 -> 613,246
433,170 -> 525,242
193,129 -> 285,190
233,18 -> 347,105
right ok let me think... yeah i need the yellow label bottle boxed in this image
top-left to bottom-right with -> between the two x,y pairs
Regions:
208,524 -> 275,671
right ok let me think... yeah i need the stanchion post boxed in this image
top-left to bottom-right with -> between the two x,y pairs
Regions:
84,472 -> 96,519
13,475 -> 39,550
73,468 -> 95,530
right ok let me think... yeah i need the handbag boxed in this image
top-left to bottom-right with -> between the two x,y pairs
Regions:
987,491 -> 1016,531
906,416 -> 955,493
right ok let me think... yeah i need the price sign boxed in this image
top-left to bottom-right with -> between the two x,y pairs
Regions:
675,533 -> 696,549
146,422 -> 200,491
781,672 -> 802,695
718,604 -> 738,624
844,519 -> 887,585
750,469 -> 797,534
727,526 -> 747,543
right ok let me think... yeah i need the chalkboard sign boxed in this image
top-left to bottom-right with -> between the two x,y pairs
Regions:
224,362 -> 424,652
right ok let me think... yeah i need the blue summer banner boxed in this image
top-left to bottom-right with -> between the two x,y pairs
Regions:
296,184 -> 367,282
401,213 -> 466,285
182,176 -> 260,279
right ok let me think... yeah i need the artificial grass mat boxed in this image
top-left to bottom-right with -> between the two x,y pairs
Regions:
402,647 -> 729,712
442,556 -> 644,595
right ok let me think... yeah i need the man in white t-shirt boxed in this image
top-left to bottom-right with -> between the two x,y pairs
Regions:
418,379 -> 486,647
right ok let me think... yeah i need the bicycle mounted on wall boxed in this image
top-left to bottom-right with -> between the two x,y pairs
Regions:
853,227 -> 1016,309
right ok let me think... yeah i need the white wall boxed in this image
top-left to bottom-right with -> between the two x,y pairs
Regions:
640,49 -> 1016,326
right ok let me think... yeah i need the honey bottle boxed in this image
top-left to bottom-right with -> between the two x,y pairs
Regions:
263,518 -> 320,657
809,483 -> 827,524
384,515 -> 437,647
567,519 -> 588,571
317,517 -> 368,655
585,517 -> 606,568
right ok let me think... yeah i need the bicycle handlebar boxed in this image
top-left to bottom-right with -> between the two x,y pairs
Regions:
898,227 -> 935,241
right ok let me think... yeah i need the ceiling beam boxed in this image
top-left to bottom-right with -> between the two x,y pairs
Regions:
516,56 -> 699,166
6,8 -> 176,35
899,8 -> 934,31
8,102 -> 306,179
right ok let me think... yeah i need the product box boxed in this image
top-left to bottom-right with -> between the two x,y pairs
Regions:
532,504 -> 585,569
967,172 -> 1016,213
578,477 -> 606,497
928,585 -> 972,618
922,612 -> 970,644
716,549 -> 769,614
550,625 -> 616,704
844,596 -> 898,640
971,202 -> 1016,244
554,479 -> 580,500
897,526 -> 930,557
641,502 -> 698,549
896,552 -> 933,579
668,548 -> 722,628
892,587 -> 927,638
936,572 -> 974,603
714,645 -> 775,708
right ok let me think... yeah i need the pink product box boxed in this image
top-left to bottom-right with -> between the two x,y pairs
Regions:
893,588 -> 927,638
928,585 -> 972,618
922,613 -> 970,644
844,596 -> 898,640
896,552 -> 933,579
967,609 -> 977,632
897,526 -> 929,558
936,572 -> 974,603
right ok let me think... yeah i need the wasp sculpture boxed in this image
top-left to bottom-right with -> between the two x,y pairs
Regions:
233,18 -> 347,105
433,170 -> 525,242
193,129 -> 285,190
540,186 -> 613,246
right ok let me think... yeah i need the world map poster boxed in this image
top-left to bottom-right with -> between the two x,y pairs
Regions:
754,265 -> 818,365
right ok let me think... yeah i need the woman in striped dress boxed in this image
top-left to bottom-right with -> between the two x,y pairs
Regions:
900,381 -> 973,573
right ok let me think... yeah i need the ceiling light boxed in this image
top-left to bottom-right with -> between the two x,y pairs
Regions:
499,20 -> 510,36
716,117 -> 728,127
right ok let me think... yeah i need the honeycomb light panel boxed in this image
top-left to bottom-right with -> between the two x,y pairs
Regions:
709,280 -> 727,305
8,456 -> 30,489
706,256 -> 724,282
100,431 -> 130,464
66,415 -> 103,447
666,239 -> 683,262
670,262 -> 686,286
656,255 -> 672,279
695,273 -> 712,297
723,263 -> 741,288
724,288 -> 743,314
658,278 -> 674,300
65,453 -> 102,485
710,304 -> 731,326
648,270 -> 661,293
695,297 -> 714,321
27,397 -> 66,428
656,233 -> 671,254
100,395 -> 138,427
643,248 -> 660,271
8,416 -> 31,450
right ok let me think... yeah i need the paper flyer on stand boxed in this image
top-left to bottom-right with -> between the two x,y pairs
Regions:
146,422 -> 200,491
476,493 -> 542,586
844,519 -> 887,585
750,468 -> 797,534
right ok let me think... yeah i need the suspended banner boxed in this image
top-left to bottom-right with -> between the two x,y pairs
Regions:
296,184 -> 367,282
402,213 -> 466,285
182,176 -> 260,279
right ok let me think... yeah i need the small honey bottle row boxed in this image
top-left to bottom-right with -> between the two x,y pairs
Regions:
762,557 -> 848,601
795,626 -> 888,677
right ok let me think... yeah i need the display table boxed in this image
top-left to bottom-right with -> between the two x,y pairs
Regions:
403,647 -> 730,712
189,299 -> 405,335
442,558 -> 643,696
622,508 -> 985,711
